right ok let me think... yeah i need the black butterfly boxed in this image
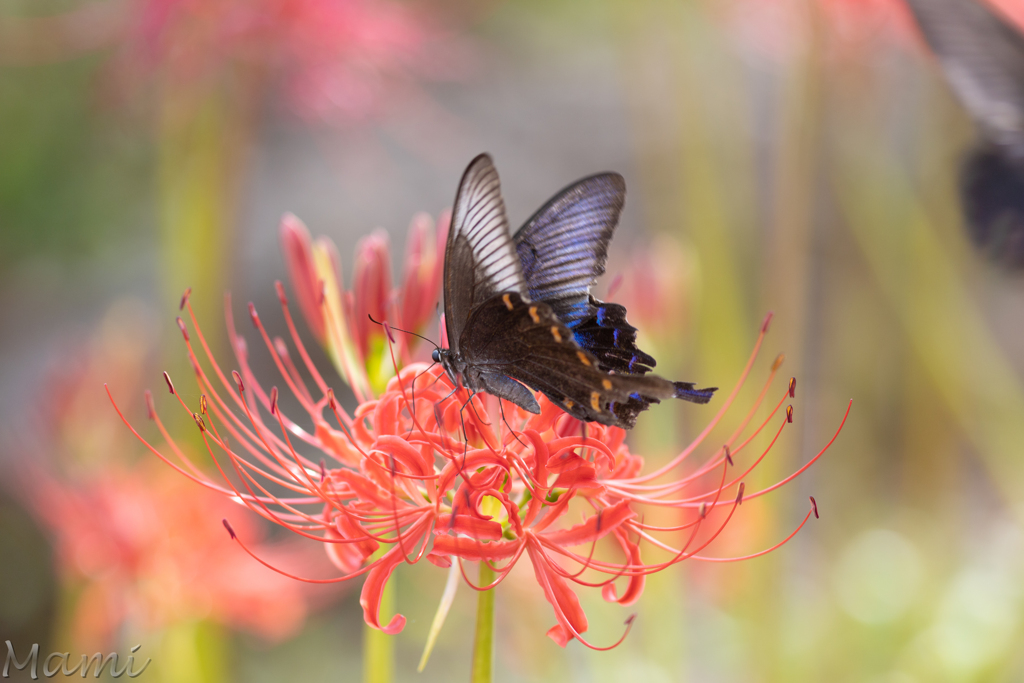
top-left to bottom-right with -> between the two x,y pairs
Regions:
432,154 -> 715,429
904,0 -> 1024,268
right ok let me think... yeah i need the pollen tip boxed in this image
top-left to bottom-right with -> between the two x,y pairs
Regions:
200,394 -> 208,415
144,389 -> 155,420
232,370 -> 244,392
270,386 -> 279,415
193,412 -> 206,432
248,302 -> 259,327
698,501 -> 708,519
163,371 -> 175,394
176,316 -> 189,342
179,287 -> 191,310
724,445 -> 733,466
771,353 -> 785,371
275,280 -> 288,305
789,377 -> 796,398
786,405 -> 794,423
382,320 -> 396,344
624,613 -> 637,626
319,459 -> 326,482
761,311 -> 774,333
810,496 -> 819,519
222,519 -> 236,539
736,482 -> 745,505
327,387 -> 337,411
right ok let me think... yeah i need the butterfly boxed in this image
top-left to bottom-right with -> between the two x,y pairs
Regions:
431,153 -> 715,429
904,0 -> 1024,268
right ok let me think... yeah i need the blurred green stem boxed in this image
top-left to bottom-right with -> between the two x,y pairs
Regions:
155,620 -> 226,683
832,148 -> 1024,510
471,563 -> 495,683
363,580 -> 395,683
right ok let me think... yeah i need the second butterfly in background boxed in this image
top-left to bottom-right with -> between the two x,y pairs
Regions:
432,153 -> 715,429
904,0 -> 1024,268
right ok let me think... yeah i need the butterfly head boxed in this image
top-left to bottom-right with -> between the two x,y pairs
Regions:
431,346 -> 465,389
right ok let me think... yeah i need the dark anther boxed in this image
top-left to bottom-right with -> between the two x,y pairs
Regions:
163,372 -> 175,394
179,287 -> 192,310
222,519 -> 236,539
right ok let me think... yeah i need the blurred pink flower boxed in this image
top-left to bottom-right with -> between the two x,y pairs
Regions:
0,0 -> 464,123
14,304 -> 328,650
118,0 -> 461,122
29,462 -> 313,648
110,287 -> 850,649
612,234 -> 696,346
719,0 -> 1023,63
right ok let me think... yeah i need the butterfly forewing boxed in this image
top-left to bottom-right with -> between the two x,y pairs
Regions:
905,0 -> 1024,158
444,154 -> 528,353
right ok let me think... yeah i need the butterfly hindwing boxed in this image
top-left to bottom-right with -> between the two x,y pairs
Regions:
511,173 -> 661,377
513,173 -> 624,328
459,292 -> 695,428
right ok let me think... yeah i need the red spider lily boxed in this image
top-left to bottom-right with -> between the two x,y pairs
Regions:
13,305 -> 324,650
108,290 -> 850,650
26,462 -> 317,649
0,0 -> 459,123
122,0 -> 457,123
279,209 -> 449,398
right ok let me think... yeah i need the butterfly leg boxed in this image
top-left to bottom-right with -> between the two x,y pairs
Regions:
496,397 -> 528,449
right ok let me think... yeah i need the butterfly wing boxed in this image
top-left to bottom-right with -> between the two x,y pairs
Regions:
905,0 -> 1024,267
512,174 -> 658,375
444,154 -> 529,354
513,173 -> 624,327
460,292 -> 713,428
904,0 -> 1024,158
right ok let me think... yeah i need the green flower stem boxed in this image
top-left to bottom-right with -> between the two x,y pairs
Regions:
363,579 -> 394,683
471,562 -> 496,683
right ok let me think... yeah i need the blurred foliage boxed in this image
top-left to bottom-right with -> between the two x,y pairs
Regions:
0,55 -> 150,274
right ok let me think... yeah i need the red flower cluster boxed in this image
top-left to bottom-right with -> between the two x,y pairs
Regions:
109,291 -> 849,649
16,305 -> 321,650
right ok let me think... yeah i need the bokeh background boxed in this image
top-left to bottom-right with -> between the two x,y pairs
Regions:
3,0 -> 1024,681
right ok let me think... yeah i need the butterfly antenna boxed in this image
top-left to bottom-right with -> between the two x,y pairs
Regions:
367,314 -> 439,350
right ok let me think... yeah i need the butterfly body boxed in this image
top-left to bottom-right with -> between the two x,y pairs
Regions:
436,154 -> 715,429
